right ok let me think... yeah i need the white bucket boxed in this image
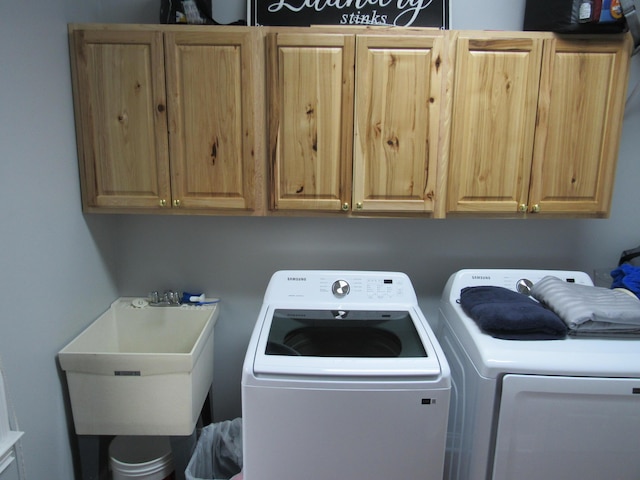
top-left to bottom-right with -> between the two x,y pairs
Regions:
211,0 -> 246,24
109,436 -> 174,480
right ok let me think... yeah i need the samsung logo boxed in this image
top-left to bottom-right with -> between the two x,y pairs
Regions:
472,275 -> 491,280
287,277 -> 307,281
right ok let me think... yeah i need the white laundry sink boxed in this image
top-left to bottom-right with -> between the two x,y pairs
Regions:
58,298 -> 219,436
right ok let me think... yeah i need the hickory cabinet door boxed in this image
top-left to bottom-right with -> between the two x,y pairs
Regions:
446,32 -> 543,215
71,28 -> 171,210
268,32 -> 355,212
528,35 -> 631,216
352,34 -> 443,214
164,29 -> 258,211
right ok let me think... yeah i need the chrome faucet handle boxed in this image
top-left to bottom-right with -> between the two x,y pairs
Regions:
164,290 -> 182,305
175,291 -> 183,304
148,290 -> 182,306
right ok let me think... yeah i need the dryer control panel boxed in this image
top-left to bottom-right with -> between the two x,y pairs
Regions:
447,269 -> 593,300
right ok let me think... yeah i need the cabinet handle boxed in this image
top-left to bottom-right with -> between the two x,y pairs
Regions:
173,199 -> 181,207
159,199 -> 167,207
356,202 -> 363,210
518,204 -> 527,213
531,204 -> 541,213
341,203 -> 350,211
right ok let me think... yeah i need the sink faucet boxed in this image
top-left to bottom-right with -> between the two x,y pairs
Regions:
148,290 -> 182,306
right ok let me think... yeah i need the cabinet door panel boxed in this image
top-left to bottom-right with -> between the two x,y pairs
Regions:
447,35 -> 542,214
72,29 -> 170,209
529,36 -> 631,215
269,33 -> 354,211
165,30 -> 256,210
353,34 -> 442,213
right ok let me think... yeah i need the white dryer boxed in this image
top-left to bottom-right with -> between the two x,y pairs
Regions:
242,270 -> 450,480
437,269 -> 640,480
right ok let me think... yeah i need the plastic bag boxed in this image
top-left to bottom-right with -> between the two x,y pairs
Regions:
185,418 -> 243,480
160,0 -> 215,24
619,244 -> 640,266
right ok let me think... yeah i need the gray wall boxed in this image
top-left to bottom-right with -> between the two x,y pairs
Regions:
0,0 -> 638,478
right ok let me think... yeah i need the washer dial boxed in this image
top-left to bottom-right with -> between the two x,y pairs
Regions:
332,280 -> 350,298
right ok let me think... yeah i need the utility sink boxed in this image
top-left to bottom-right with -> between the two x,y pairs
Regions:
58,298 -> 219,436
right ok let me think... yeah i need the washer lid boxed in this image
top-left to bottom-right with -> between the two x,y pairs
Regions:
253,307 -> 442,378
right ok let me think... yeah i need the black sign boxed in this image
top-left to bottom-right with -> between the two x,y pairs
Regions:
250,0 -> 450,28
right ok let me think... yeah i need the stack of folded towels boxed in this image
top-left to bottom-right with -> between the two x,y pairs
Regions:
531,276 -> 640,336
460,272 -> 640,339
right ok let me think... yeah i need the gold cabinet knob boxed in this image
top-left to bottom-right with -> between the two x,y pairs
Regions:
341,203 -> 349,211
173,199 -> 181,207
518,204 -> 527,213
356,202 -> 363,210
159,199 -> 167,207
531,204 -> 541,213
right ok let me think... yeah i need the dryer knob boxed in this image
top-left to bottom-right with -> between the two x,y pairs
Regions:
516,278 -> 534,296
332,280 -> 350,298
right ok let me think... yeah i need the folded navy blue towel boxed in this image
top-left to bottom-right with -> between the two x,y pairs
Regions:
460,286 -> 568,340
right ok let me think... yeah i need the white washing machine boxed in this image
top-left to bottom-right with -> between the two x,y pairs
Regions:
242,270 -> 450,480
437,269 -> 640,480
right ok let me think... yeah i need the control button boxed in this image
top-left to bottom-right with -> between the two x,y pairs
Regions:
332,280 -> 350,298
516,278 -> 533,296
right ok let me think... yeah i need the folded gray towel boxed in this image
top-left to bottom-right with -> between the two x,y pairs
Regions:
531,276 -> 640,336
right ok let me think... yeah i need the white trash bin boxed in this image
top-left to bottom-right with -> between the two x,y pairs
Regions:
109,436 -> 174,480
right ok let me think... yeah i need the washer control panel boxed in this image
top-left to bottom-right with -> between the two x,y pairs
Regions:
267,271 -> 417,304
323,276 -> 407,301
329,277 -> 405,300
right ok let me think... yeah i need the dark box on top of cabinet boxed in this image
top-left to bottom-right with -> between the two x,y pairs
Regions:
524,0 -> 626,33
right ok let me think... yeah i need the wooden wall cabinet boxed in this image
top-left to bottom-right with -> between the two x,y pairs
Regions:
446,31 -> 631,217
70,24 -> 631,219
70,25 -> 262,214
267,29 -> 444,215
